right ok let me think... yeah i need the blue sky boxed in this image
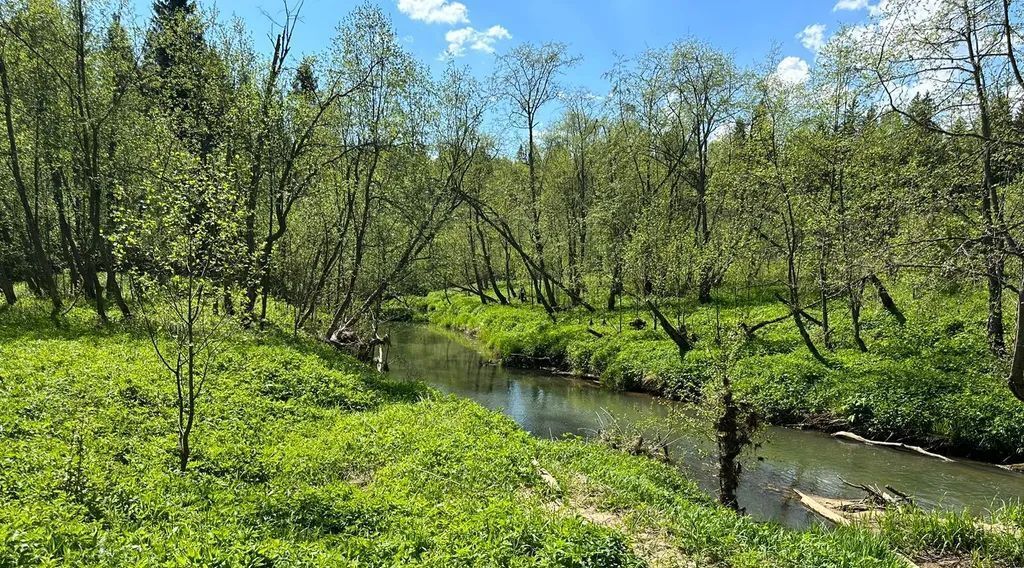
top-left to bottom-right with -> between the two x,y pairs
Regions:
130,0 -> 879,93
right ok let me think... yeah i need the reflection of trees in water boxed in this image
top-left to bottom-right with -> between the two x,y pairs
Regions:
387,324 -> 1022,529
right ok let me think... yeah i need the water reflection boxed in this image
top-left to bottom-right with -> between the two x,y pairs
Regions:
386,324 -> 1024,529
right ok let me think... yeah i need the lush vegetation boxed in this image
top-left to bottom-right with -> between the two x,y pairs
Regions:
2,0 -> 1024,450
3,0 -> 1024,563
0,299 -> 1022,567
420,289 -> 1024,462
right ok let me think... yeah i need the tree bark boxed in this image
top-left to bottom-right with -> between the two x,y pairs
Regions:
466,223 -> 489,305
474,213 -> 507,304
52,168 -> 90,297
819,241 -> 833,350
850,281 -> 867,352
647,300 -> 690,359
607,261 -> 622,310
965,11 -> 1006,356
0,53 -> 62,314
1007,274 -> 1024,402
0,265 -> 15,305
793,310 -> 827,364
869,274 -> 906,325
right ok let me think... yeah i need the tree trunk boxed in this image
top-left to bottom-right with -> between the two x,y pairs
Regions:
697,274 -> 715,304
819,242 -> 832,350
474,214 -> 507,304
716,374 -> 741,512
0,265 -> 15,305
986,259 -> 1006,355
52,168 -> 90,297
966,20 -> 1006,356
850,281 -> 867,352
467,223 -> 488,304
794,311 -> 827,364
503,241 -> 516,300
1007,278 -> 1024,402
647,300 -> 690,359
869,274 -> 905,325
607,262 -> 622,311
104,247 -> 131,319
0,54 -> 62,314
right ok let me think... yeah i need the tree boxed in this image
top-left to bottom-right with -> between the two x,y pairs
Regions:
117,161 -> 241,471
493,42 -> 580,311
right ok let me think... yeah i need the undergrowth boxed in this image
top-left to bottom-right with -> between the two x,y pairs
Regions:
0,299 -> 1020,566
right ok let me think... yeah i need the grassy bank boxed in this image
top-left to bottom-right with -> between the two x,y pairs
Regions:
418,290 -> 1024,464
1,300 -> 1022,567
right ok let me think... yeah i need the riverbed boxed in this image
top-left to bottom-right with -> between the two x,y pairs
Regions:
384,324 -> 1023,529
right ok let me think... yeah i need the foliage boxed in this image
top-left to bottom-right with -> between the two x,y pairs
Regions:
1,299 -> 1020,567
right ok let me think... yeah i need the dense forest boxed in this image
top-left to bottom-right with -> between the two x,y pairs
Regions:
3,0 -> 1024,565
4,0 -> 1024,399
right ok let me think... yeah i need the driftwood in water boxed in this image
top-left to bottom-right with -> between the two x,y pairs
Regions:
543,367 -> 600,381
997,463 -> 1024,473
795,482 -> 913,525
840,478 -> 914,507
832,431 -> 954,462
794,489 -> 851,525
503,353 -> 557,367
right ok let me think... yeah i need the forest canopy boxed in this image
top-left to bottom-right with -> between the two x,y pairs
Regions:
2,0 -> 1024,405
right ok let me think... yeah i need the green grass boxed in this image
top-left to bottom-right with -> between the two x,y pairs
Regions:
419,289 -> 1024,463
0,299 -> 1021,566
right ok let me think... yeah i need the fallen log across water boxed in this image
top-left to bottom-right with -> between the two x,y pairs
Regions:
831,431 -> 955,462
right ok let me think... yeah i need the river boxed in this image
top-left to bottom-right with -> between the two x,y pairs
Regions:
384,324 -> 1023,529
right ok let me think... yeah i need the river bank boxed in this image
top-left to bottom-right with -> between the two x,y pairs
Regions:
384,323 -> 1024,531
1,299 -> 1021,566
414,291 -> 1024,465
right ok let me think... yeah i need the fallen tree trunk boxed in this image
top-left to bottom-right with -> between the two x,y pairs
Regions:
794,490 -> 921,567
646,300 -> 691,359
451,283 -> 498,304
870,274 -> 906,325
739,312 -> 791,338
793,489 -> 849,525
832,431 -> 954,462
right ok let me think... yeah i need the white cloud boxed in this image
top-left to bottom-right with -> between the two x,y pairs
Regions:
797,23 -> 826,52
774,56 -> 810,84
397,0 -> 469,25
833,0 -> 870,10
445,25 -> 511,57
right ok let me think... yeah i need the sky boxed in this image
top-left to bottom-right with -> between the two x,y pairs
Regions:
128,0 -> 883,94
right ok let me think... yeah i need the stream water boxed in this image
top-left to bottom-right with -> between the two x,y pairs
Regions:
384,324 -> 1023,529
